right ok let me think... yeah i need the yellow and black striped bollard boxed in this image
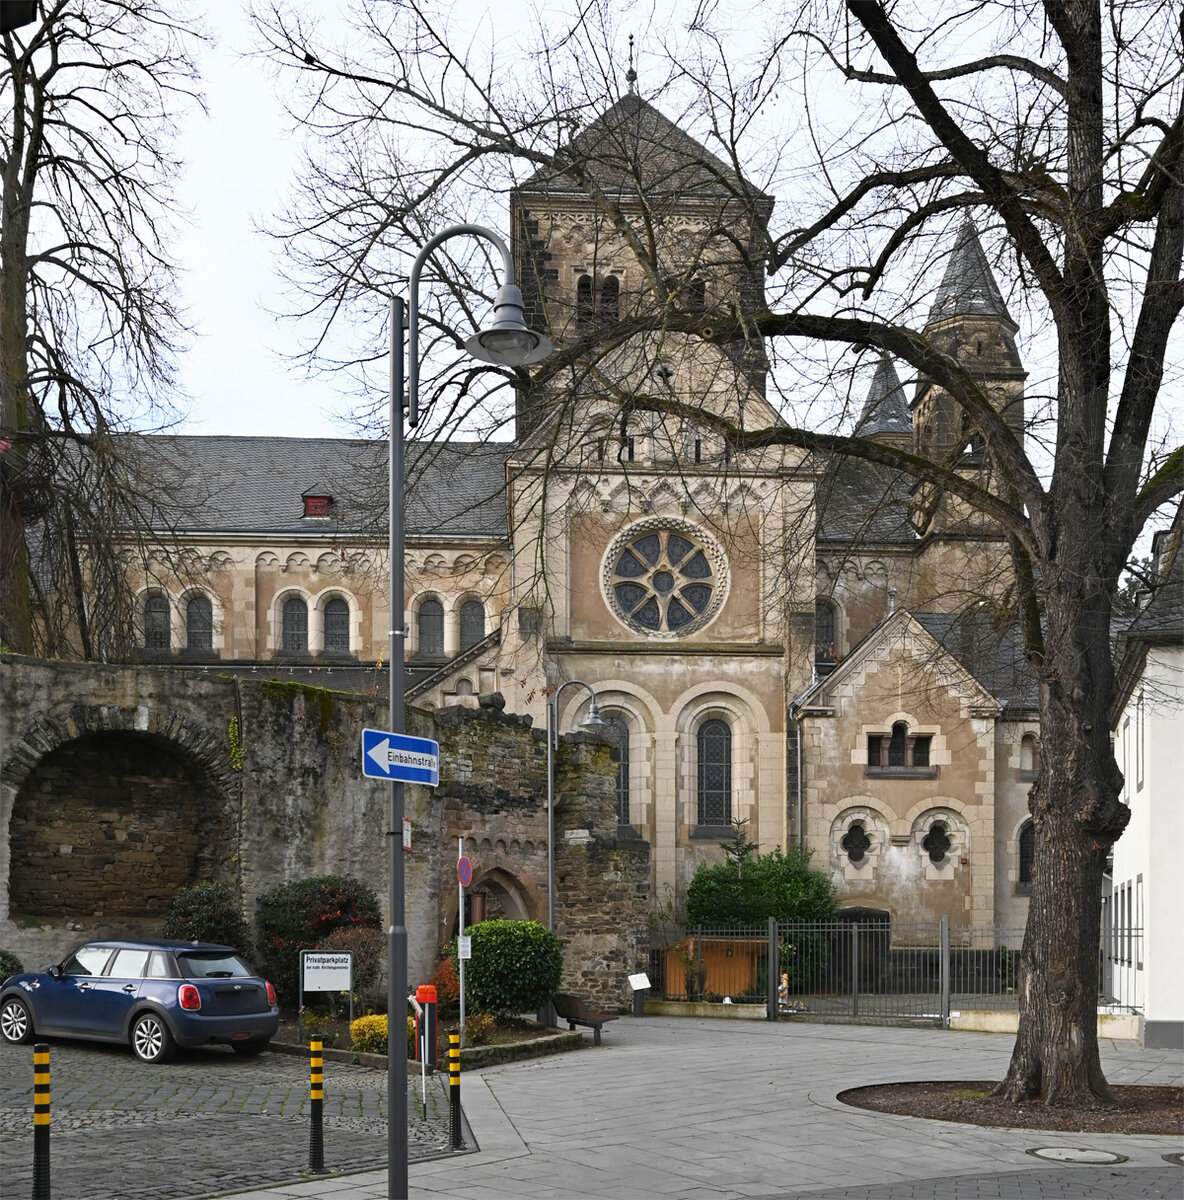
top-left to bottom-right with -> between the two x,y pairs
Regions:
448,1030 -> 462,1150
33,1042 -> 50,1200
308,1038 -> 328,1174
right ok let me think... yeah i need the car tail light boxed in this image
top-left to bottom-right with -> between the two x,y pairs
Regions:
178,984 -> 202,1011
266,981 -> 277,1006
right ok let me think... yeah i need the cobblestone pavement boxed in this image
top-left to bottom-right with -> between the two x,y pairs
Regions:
0,1038 -> 462,1200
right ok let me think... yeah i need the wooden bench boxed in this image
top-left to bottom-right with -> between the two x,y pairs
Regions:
552,993 -> 618,1045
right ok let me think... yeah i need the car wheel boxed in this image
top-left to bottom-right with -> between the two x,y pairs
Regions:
231,1039 -> 268,1057
131,1012 -> 176,1063
0,996 -> 34,1044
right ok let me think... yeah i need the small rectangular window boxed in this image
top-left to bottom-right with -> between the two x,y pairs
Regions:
912,736 -> 931,768
1136,691 -> 1144,791
867,736 -> 883,766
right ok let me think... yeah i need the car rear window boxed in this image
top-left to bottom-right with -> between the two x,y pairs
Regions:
177,953 -> 253,980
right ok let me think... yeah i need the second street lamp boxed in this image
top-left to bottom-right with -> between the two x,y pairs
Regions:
386,223 -> 551,1200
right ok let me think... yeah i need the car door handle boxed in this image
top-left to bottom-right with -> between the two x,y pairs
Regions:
122,984 -> 137,993
78,983 -> 91,990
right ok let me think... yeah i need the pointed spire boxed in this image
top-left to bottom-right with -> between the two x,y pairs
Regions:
855,355 -> 911,439
625,35 -> 637,94
928,218 -> 1015,327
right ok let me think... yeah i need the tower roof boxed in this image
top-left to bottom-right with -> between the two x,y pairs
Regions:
854,356 -> 911,438
927,219 -> 1015,327
517,93 -> 771,207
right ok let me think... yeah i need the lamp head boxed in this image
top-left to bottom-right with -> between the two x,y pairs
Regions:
580,703 -> 607,731
465,282 -> 553,366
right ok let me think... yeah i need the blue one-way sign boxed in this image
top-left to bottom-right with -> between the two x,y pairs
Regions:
361,728 -> 440,786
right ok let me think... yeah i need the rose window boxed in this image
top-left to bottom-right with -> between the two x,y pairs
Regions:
604,523 -> 726,636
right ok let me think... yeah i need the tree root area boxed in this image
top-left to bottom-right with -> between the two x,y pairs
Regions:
838,1081 -> 1182,1134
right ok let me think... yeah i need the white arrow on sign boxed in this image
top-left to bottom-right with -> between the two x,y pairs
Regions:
367,737 -> 436,775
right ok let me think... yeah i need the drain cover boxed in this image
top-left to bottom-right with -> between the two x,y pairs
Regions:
1027,1147 -> 1128,1164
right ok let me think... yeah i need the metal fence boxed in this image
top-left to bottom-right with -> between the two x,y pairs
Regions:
647,918 -> 1142,1025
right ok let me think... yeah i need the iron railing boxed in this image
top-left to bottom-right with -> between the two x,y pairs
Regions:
647,918 -> 1143,1025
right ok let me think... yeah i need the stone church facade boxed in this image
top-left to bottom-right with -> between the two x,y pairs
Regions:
121,95 -> 1040,933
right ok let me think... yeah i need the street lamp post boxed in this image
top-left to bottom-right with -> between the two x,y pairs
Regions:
545,680 -> 605,933
386,225 -> 551,1200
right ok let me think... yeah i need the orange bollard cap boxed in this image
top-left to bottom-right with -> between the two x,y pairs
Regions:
416,984 -> 438,1003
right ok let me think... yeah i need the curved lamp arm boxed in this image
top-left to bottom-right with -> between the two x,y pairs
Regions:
407,223 -> 550,427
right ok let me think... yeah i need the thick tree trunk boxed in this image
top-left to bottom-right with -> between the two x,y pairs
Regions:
997,584 -> 1128,1104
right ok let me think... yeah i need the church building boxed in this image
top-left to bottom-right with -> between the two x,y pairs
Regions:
125,95 -> 1042,933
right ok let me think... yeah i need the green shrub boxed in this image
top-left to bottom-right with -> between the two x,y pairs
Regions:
255,875 -> 382,1007
685,839 -> 835,927
0,949 -> 24,983
163,882 -> 253,955
315,924 -> 387,998
451,920 -> 562,1018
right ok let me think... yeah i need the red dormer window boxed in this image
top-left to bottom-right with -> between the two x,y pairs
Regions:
303,495 -> 330,518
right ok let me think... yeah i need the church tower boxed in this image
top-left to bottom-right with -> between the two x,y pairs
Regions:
911,220 -> 1027,536
509,93 -> 773,442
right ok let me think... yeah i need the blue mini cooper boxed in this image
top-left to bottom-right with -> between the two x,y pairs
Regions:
0,939 -> 279,1062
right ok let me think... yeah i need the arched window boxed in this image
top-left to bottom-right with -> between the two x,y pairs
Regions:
1020,733 -> 1039,781
418,599 -> 444,656
868,721 -> 932,773
600,274 -> 620,322
576,274 -> 594,331
687,277 -> 706,312
605,716 -> 630,825
815,598 -> 838,673
282,597 -> 308,653
324,598 -> 350,653
459,600 -> 485,652
185,595 -> 213,652
697,718 -> 732,827
1018,821 -> 1035,891
144,593 -> 170,651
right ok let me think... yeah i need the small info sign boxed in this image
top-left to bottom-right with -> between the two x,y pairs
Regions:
302,951 -> 353,992
457,935 -> 472,961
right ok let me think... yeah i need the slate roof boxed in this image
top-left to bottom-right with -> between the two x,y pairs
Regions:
518,94 -> 771,205
1125,549 -> 1183,644
124,435 -> 511,539
854,357 -> 912,438
915,610 -> 1039,711
815,456 -> 917,544
927,219 -> 1016,327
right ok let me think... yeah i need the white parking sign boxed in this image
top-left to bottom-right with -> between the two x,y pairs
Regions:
301,951 -> 352,992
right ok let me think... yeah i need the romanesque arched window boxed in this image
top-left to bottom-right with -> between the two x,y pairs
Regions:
605,715 -> 631,825
418,599 -> 444,656
600,274 -> 620,322
459,599 -> 485,651
282,597 -> 308,653
185,595 -> 213,652
576,274 -> 594,331
324,598 -> 350,653
1018,820 -> 1035,892
815,598 -> 838,674
697,718 -> 732,827
144,593 -> 170,652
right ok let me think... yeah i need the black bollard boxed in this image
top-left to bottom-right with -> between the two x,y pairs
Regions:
308,1038 -> 328,1174
32,1043 -> 50,1200
448,1030 -> 462,1150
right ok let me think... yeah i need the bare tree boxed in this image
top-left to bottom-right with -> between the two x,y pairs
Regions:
0,0 -> 204,656
253,0 -> 1182,1106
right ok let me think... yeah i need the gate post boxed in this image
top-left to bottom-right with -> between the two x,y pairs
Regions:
939,915 -> 951,1028
767,917 -> 778,1020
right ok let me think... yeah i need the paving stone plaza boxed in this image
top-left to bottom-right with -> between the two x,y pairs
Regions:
2,1017 -> 1180,1199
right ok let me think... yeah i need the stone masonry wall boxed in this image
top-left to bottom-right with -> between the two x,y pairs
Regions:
1,657 -> 647,1010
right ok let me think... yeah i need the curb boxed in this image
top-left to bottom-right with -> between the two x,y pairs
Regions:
268,1027 -> 586,1071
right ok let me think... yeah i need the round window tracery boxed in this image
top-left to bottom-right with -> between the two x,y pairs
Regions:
602,520 -> 727,637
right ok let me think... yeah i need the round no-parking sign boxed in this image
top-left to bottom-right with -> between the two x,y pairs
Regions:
457,856 -> 472,887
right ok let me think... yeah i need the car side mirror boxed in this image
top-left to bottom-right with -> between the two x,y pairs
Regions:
48,964 -> 62,980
